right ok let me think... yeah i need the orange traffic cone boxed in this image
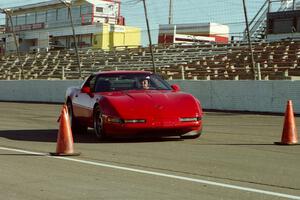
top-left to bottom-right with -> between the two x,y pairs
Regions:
50,105 -> 80,156
275,100 -> 298,145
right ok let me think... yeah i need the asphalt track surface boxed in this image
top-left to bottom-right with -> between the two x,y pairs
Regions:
0,102 -> 299,200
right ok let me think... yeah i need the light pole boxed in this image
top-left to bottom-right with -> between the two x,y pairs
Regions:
242,0 -> 257,80
59,0 -> 82,79
1,8 -> 24,79
168,0 -> 173,24
142,0 -> 156,73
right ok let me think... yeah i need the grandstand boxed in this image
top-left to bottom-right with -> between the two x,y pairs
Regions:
0,0 -> 299,80
0,40 -> 300,80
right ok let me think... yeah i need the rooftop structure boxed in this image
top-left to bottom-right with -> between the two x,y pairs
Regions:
158,23 -> 229,45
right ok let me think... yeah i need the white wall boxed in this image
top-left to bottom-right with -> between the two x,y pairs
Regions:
0,80 -> 299,114
169,80 -> 300,114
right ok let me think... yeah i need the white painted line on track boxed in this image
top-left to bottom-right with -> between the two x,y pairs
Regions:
1,146 -> 300,200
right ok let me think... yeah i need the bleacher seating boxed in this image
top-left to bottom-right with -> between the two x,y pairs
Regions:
0,40 -> 300,80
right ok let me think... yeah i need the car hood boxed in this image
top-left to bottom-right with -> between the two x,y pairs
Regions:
99,90 -> 202,119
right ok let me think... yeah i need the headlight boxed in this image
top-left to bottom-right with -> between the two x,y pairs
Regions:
107,117 -> 146,124
124,119 -> 146,123
179,117 -> 201,122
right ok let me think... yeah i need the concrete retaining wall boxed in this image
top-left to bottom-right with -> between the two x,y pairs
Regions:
0,80 -> 299,114
170,80 -> 300,114
0,80 -> 82,103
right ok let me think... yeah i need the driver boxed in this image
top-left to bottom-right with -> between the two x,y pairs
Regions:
140,77 -> 150,89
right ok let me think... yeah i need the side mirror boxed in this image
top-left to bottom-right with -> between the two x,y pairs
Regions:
81,86 -> 94,97
81,86 -> 91,93
171,84 -> 180,92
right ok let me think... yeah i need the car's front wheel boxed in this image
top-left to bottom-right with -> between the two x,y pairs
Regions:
93,106 -> 106,140
66,100 -> 87,134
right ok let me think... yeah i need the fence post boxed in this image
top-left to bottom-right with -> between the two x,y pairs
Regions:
257,63 -> 261,80
181,65 -> 185,80
62,66 -> 65,80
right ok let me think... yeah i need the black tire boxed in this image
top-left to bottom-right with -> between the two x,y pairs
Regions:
67,100 -> 87,134
93,106 -> 106,140
180,129 -> 202,139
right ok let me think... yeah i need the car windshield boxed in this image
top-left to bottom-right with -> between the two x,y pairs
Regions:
94,73 -> 172,92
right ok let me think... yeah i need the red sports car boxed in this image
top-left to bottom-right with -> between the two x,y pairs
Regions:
65,71 -> 203,140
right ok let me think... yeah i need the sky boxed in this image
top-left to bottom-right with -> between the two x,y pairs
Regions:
0,0 -> 273,44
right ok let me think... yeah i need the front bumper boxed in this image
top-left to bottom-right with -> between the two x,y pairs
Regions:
103,118 -> 202,137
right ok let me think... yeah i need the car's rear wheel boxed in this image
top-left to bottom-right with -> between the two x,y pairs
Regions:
93,106 -> 106,140
67,100 -> 87,134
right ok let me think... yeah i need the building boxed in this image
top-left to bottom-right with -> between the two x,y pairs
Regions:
245,0 -> 300,42
1,0 -> 141,53
158,23 -> 229,44
267,6 -> 300,41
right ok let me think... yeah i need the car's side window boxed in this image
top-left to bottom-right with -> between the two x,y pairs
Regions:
89,76 -> 97,93
82,75 -> 96,92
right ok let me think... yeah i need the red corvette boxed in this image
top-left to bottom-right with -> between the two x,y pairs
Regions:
65,71 -> 203,140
